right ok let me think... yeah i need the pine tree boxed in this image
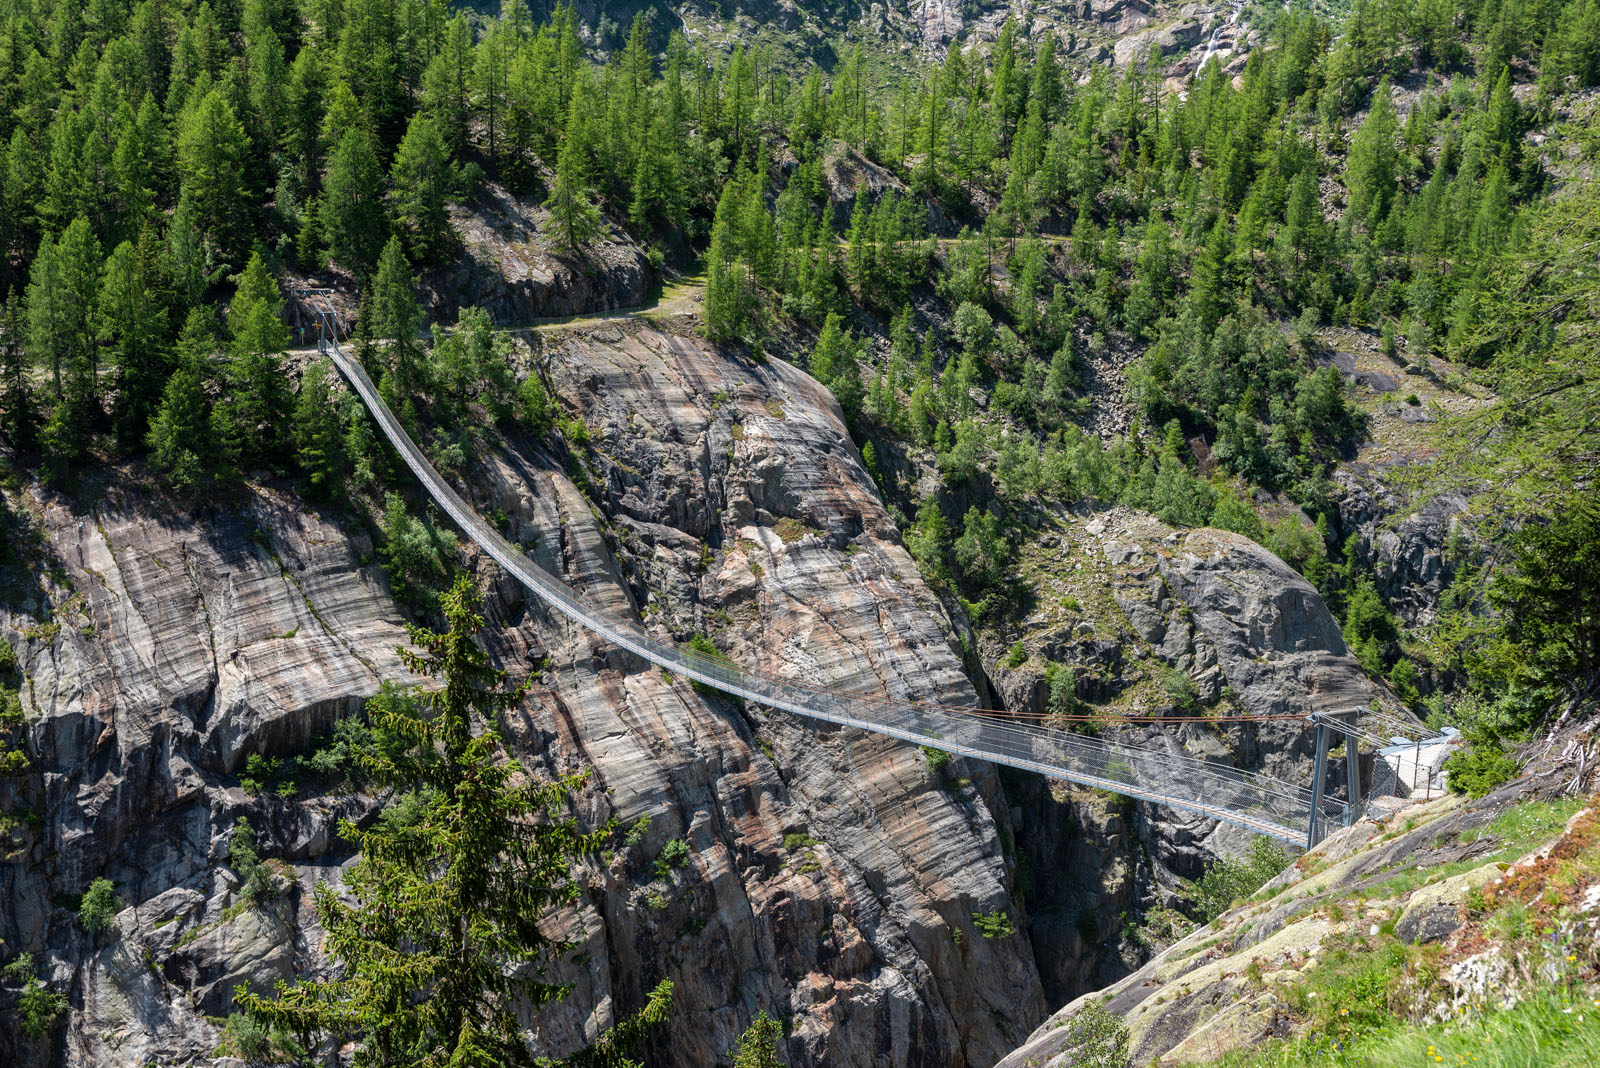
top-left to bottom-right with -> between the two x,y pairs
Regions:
323,129 -> 387,276
390,114 -> 454,264
239,577 -> 672,1066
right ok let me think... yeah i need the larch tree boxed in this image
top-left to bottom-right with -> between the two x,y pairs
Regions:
323,128 -> 388,276
0,289 -> 38,451
370,236 -> 426,403
390,113 -> 455,264
544,90 -> 604,255
98,230 -> 171,450
176,90 -> 252,267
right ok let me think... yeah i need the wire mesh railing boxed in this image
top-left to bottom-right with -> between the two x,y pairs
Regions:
306,298 -> 1349,845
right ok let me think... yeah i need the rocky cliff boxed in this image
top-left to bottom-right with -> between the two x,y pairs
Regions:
0,316 -> 1043,1067
995,732 -> 1600,1068
0,309 -> 1414,1065
971,507 -> 1408,1007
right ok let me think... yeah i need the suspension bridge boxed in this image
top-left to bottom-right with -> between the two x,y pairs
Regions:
301,294 -> 1428,849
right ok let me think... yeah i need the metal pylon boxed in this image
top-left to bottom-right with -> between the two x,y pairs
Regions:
1305,709 -> 1364,850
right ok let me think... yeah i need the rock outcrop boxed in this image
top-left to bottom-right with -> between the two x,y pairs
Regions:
0,318 -> 1042,1068
977,508 -> 1408,1006
995,741 -> 1600,1068
421,180 -> 654,327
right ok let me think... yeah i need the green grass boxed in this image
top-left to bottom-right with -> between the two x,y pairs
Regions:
1364,797 -> 1584,898
1196,990 -> 1600,1068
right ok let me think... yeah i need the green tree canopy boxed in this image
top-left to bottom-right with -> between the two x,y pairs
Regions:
240,577 -> 670,1066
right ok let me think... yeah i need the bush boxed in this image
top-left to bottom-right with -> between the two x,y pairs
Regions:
972,909 -> 1015,938
1160,666 -> 1201,715
922,746 -> 950,774
223,1010 -> 273,1060
654,837 -> 690,879
1006,640 -> 1027,667
0,638 -> 17,679
1058,1002 -> 1130,1068
1191,838 -> 1290,922
378,493 -> 455,610
78,877 -> 120,933
1443,732 -> 1519,798
17,976 -> 68,1039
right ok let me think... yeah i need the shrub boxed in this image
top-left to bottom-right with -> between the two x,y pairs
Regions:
223,1010 -> 273,1060
1191,838 -> 1290,922
1006,640 -> 1027,668
654,837 -> 690,879
730,1008 -> 785,1068
17,976 -> 68,1039
78,877 -> 120,933
378,492 -> 455,610
0,638 -> 17,679
972,909 -> 1015,938
1443,732 -> 1520,798
684,633 -> 737,698
922,746 -> 950,774
1058,1002 -> 1129,1068
1159,666 -> 1201,715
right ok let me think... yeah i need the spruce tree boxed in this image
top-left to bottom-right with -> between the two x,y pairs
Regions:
239,577 -> 672,1066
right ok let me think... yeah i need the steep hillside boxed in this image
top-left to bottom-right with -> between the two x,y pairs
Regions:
997,733 -> 1600,1067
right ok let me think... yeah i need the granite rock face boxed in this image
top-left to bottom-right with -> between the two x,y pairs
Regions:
0,320 -> 1042,1067
979,509 -> 1407,1006
420,180 -> 654,327
0,486 -> 413,1066
1333,464 -> 1472,628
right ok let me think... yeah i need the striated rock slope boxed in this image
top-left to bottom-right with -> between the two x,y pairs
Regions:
0,317 -> 1042,1067
995,738 -> 1600,1068
975,507 -> 1409,1007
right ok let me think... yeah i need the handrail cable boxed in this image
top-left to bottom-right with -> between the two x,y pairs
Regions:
305,298 -> 1358,845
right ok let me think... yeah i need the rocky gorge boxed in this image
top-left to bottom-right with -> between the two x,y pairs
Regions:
1,299 -> 1418,1065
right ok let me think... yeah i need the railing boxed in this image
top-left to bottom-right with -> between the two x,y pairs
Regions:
306,298 -> 1349,845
